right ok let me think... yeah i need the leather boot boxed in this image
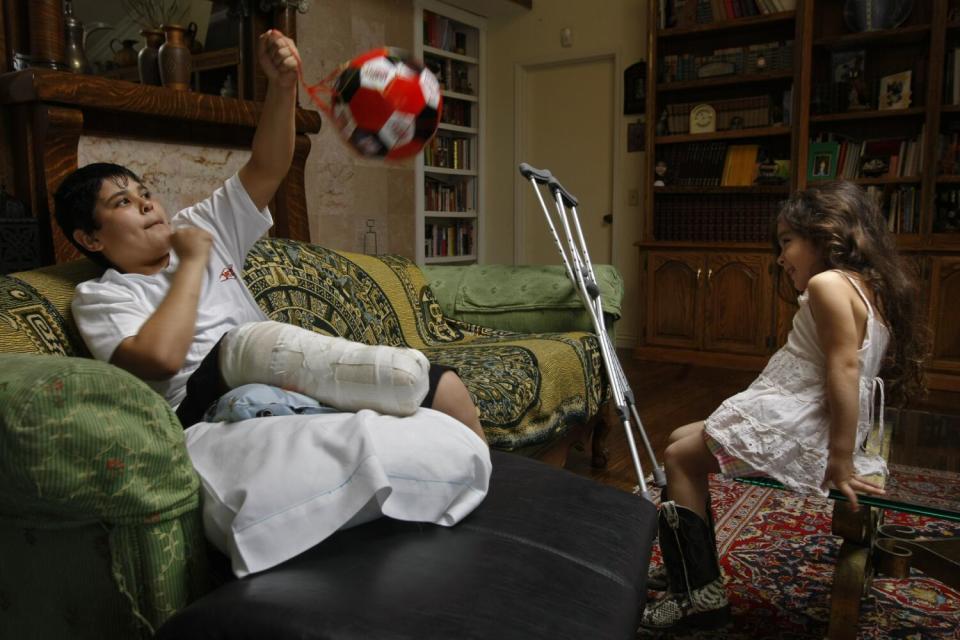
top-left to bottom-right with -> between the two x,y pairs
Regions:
647,492 -> 717,592
639,500 -> 730,631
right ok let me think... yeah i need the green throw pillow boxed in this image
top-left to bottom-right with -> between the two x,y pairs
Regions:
0,354 -> 199,526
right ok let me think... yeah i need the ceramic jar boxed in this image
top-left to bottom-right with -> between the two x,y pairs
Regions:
158,24 -> 192,91
138,29 -> 163,86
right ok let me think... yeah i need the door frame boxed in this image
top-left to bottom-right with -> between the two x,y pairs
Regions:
513,50 -> 623,266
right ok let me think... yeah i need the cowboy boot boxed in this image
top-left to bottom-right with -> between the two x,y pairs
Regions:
647,492 -> 717,592
639,500 -> 730,631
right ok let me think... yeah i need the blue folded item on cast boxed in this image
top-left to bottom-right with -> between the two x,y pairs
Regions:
204,383 -> 340,422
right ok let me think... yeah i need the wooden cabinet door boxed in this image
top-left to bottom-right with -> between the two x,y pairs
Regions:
702,252 -> 773,355
928,257 -> 960,374
645,252 -> 703,349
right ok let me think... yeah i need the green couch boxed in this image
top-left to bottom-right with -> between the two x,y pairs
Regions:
423,263 -> 623,335
0,238 -> 622,639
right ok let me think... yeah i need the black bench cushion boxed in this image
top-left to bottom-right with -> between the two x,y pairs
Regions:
156,451 -> 656,640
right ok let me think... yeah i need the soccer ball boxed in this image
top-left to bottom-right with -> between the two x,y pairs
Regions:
331,48 -> 442,159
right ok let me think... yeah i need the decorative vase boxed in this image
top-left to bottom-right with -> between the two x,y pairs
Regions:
111,38 -> 139,68
158,24 -> 192,91
138,29 -> 163,86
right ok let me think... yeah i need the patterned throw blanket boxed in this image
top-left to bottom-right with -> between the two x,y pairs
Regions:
0,238 -> 607,452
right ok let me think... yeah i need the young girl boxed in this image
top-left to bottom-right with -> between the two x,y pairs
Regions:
640,181 -> 926,632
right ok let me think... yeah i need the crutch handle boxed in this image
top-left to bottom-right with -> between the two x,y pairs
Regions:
547,177 -> 579,208
518,162 -> 553,184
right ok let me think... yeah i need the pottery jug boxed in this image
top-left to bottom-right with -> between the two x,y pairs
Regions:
111,38 -> 138,68
185,22 -> 203,55
63,1 -> 111,74
138,29 -> 164,86
159,24 -> 192,91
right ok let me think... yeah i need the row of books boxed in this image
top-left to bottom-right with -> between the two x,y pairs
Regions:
661,0 -> 797,30
656,142 -> 787,186
425,56 -> 475,95
934,188 -> 960,232
424,220 -> 475,258
937,132 -> 960,175
653,194 -> 781,242
425,177 -> 476,212
863,186 -> 920,234
422,11 -> 470,55
424,135 -> 472,170
944,48 -> 960,106
440,99 -> 472,128
659,40 -> 794,83
813,135 -> 924,181
663,95 -> 771,135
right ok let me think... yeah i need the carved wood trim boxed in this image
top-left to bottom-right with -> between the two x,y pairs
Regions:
0,69 -> 322,134
31,104 -> 82,264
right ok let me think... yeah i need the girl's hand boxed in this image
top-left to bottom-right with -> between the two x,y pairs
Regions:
823,453 -> 885,511
258,30 -> 299,89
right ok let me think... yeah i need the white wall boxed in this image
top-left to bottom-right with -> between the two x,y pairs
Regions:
485,0 -> 648,346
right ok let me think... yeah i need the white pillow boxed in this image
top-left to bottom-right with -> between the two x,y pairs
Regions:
184,408 -> 491,577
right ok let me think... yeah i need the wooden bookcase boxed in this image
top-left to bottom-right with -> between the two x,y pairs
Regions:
637,0 -> 960,391
414,0 -> 485,265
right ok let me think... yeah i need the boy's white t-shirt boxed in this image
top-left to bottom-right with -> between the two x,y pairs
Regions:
72,174 -> 271,409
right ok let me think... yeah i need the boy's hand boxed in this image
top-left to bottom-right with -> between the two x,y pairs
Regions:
171,226 -> 213,265
258,30 -> 299,89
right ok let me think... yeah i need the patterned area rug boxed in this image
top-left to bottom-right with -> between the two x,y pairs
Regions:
639,468 -> 960,639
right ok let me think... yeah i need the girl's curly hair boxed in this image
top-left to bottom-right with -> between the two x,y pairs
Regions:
773,180 -> 928,404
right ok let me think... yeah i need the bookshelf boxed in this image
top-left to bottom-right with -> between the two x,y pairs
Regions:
415,1 -> 485,265
639,0 -> 960,391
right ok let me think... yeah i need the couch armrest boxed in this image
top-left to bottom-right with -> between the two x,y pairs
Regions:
0,354 -> 199,526
422,264 -> 623,335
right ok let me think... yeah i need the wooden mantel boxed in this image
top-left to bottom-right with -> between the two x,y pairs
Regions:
0,69 -> 322,265
0,68 -> 322,133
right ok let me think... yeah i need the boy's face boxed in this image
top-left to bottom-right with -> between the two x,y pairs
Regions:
75,176 -> 172,274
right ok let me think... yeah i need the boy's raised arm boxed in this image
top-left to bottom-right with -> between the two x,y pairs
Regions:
238,30 -> 299,210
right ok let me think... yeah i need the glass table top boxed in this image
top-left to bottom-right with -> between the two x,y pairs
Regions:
739,408 -> 960,522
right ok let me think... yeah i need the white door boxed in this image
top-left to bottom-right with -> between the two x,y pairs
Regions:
517,55 -> 615,266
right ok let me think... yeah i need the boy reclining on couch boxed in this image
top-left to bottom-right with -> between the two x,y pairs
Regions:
52,29 -> 485,444
52,30 -> 490,577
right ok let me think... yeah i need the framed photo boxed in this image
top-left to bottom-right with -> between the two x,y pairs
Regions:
831,49 -> 865,83
623,61 -> 646,115
627,119 -> 645,152
808,142 -> 840,181
879,70 -> 912,110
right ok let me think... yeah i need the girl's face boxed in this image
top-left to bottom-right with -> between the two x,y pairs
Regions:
776,219 -> 827,291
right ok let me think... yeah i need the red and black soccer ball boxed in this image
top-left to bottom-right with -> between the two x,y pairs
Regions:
331,48 -> 442,159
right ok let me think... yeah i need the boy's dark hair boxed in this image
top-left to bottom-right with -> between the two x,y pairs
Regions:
53,162 -> 143,269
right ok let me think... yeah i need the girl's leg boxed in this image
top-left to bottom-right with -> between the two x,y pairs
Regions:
430,371 -> 487,444
667,420 -> 705,445
663,421 -> 720,521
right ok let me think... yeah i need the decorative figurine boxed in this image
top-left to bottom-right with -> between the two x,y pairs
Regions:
656,108 -> 670,136
653,159 -> 669,187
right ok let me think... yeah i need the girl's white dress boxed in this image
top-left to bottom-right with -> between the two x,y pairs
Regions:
703,272 -> 890,495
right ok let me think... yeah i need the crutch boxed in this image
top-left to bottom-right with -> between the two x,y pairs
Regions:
518,163 -> 666,500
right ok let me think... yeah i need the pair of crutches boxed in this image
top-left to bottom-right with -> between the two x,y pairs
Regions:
518,163 -> 665,500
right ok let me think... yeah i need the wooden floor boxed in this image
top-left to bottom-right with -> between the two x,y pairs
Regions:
564,352 -> 960,494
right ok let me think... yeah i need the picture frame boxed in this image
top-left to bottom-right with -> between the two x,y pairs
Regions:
831,49 -> 865,83
879,70 -> 912,110
808,142 -> 840,181
627,118 -> 645,152
623,61 -> 646,115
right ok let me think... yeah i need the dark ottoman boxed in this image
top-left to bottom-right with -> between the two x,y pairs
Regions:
156,451 -> 657,640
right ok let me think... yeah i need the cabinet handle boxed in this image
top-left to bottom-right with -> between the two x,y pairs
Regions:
696,268 -> 702,283
707,268 -> 713,283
